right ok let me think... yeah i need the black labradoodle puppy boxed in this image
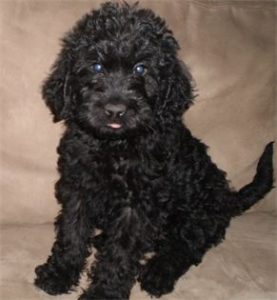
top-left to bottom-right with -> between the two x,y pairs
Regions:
34,2 -> 274,300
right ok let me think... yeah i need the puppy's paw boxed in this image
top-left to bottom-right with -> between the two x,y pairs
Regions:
78,293 -> 92,300
138,256 -> 176,298
34,263 -> 75,295
79,287 -> 129,300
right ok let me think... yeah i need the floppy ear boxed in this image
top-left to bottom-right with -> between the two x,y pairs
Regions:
163,60 -> 194,116
42,48 -> 74,122
156,58 -> 195,127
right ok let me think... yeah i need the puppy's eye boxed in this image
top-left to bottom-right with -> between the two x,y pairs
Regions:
92,63 -> 104,73
134,64 -> 147,76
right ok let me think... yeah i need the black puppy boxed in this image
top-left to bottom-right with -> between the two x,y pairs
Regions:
34,2 -> 274,300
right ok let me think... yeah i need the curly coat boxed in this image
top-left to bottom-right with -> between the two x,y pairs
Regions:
34,2 -> 274,300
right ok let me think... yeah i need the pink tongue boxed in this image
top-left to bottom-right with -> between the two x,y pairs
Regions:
108,123 -> 122,129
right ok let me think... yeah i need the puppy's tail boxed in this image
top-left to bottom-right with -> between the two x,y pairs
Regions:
228,142 -> 274,217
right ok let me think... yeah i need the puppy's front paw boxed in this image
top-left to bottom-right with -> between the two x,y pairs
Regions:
78,291 -> 108,300
138,256 -> 176,298
78,293 -> 92,300
34,263 -> 75,295
79,287 -> 129,300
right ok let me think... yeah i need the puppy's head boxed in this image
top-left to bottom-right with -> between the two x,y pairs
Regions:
43,2 -> 194,138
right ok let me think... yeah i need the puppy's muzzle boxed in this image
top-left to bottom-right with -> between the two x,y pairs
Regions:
104,103 -> 127,118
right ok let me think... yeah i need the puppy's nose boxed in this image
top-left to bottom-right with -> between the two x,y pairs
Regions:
104,103 -> 127,118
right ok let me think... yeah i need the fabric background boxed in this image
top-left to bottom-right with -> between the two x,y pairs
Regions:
0,0 -> 276,299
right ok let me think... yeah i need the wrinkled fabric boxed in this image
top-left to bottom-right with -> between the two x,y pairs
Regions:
0,0 -> 276,299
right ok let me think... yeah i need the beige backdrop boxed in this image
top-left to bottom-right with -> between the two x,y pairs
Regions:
0,1 -> 276,300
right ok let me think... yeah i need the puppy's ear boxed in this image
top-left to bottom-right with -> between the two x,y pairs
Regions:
162,60 -> 195,116
42,49 -> 73,122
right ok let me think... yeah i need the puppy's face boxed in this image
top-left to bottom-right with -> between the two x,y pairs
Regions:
74,32 -> 161,138
43,2 -> 193,139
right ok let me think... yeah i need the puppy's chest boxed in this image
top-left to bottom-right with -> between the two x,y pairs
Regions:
103,155 -> 147,200
61,137 -> 168,208
93,152 -> 164,208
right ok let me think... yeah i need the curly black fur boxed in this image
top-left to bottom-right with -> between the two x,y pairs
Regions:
34,2 -> 274,299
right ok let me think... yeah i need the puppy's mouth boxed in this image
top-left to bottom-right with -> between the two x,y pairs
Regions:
107,123 -> 122,129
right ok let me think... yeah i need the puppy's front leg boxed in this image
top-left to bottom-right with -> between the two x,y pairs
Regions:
35,179 -> 93,295
80,208 -> 142,300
